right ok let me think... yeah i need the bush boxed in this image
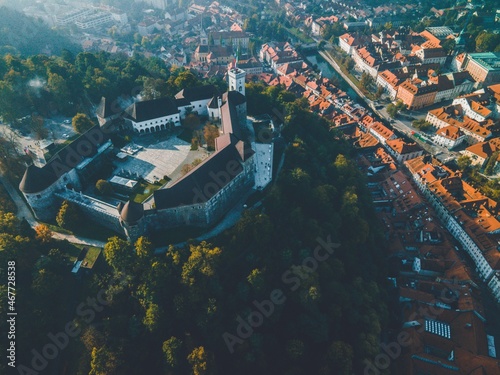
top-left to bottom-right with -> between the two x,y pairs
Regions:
95,179 -> 113,196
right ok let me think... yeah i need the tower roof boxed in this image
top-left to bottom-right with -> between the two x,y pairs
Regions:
19,164 -> 56,194
119,201 -> 144,224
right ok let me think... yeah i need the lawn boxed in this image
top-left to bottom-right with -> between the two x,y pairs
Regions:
130,180 -> 165,203
286,27 -> 315,44
76,245 -> 102,269
60,244 -> 82,262
45,219 -> 119,242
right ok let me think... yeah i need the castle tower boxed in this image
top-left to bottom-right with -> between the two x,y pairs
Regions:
228,67 -> 246,96
118,201 -> 146,241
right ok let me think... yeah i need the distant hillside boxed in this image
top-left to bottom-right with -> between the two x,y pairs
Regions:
0,7 -> 80,57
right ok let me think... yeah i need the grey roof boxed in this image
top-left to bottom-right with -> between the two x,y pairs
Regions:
124,97 -> 179,123
119,201 -> 144,224
96,97 -> 117,119
153,138 -> 250,210
175,85 -> 220,102
19,164 -> 57,194
20,126 -> 110,194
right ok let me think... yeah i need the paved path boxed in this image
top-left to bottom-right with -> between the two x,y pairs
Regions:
0,174 -> 106,248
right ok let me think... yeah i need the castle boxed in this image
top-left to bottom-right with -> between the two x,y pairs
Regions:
20,67 -> 272,240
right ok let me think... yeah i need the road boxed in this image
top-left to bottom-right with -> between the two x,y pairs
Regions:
319,48 -> 460,162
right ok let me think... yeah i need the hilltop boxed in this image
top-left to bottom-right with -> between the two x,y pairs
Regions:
0,7 -> 79,56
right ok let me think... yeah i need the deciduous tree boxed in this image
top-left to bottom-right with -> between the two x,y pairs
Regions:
72,113 -> 94,133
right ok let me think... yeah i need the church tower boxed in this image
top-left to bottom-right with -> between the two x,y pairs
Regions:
228,66 -> 246,96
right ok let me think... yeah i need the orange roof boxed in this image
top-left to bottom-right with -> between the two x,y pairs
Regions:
471,101 -> 492,117
354,132 -> 379,148
339,33 -> 357,46
370,122 -> 395,140
419,30 -> 442,47
435,125 -> 463,140
386,138 -> 422,155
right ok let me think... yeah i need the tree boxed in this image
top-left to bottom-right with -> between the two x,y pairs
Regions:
203,124 -> 219,151
95,179 -> 113,196
143,303 -> 161,332
387,100 -> 405,118
191,137 -> 199,150
181,163 -> 194,176
174,70 -> 200,90
184,113 -> 201,130
484,151 -> 499,175
103,236 -> 133,272
412,119 -> 432,131
56,200 -> 79,230
72,113 -> 94,133
360,72 -> 373,90
457,155 -> 472,171
286,339 -> 305,361
163,336 -> 183,370
34,224 -> 52,243
441,39 -> 456,54
187,346 -> 209,375
134,236 -> 153,259
30,115 -> 48,140
324,341 -> 353,375
89,346 -> 120,375
475,32 -> 500,53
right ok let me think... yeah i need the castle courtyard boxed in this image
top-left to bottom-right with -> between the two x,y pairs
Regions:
114,135 -> 210,184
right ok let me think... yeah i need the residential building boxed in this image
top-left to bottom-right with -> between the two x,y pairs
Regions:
462,52 -> 500,86
209,31 -> 250,50
397,80 -> 437,110
463,137 -> 500,167
385,138 -> 424,163
75,12 -> 113,29
433,126 -> 466,149
55,8 -> 93,26
452,92 -> 494,122
368,121 -> 397,145
259,42 -> 303,72
338,33 -> 360,55
405,156 -> 500,303
426,105 -> 493,144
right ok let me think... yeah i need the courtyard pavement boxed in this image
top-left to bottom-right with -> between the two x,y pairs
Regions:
114,136 -> 194,183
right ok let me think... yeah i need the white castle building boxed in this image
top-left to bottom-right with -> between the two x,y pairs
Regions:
20,67 -> 273,241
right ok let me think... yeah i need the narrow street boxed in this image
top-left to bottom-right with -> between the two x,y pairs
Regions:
319,48 -> 460,162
